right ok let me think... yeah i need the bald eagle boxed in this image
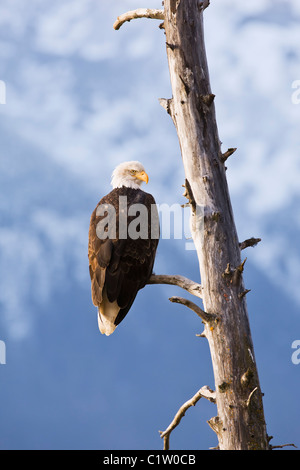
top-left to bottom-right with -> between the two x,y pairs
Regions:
88,161 -> 159,336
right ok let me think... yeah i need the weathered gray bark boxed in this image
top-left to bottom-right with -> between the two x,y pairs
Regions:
163,0 -> 269,450
113,1 -> 270,450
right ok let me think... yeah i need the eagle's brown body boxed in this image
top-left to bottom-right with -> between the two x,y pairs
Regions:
88,186 -> 159,335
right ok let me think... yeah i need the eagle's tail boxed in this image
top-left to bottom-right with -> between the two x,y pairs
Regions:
97,288 -> 120,336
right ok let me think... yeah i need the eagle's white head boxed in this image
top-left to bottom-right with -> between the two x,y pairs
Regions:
111,161 -> 149,190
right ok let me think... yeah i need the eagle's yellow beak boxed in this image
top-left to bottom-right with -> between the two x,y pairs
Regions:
136,170 -> 149,184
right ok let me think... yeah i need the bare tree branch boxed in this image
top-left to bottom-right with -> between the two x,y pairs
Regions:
197,0 -> 211,11
148,274 -> 203,298
169,296 -> 217,323
159,386 -> 216,450
270,443 -> 298,450
113,9 -> 164,30
221,147 -> 237,163
239,237 -> 262,251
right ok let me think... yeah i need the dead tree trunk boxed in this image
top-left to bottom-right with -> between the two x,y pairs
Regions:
114,1 -> 270,450
162,0 -> 269,450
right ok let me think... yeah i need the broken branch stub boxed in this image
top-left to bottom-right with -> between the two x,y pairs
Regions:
113,9 -> 164,30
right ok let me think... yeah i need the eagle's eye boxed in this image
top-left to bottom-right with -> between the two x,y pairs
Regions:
130,170 -> 137,176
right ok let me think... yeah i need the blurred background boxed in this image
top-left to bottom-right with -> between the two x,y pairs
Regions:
0,0 -> 299,450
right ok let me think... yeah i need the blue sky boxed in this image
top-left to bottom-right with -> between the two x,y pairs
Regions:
0,0 -> 299,450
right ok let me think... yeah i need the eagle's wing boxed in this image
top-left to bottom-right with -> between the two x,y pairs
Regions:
88,199 -> 113,308
88,188 -> 159,335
